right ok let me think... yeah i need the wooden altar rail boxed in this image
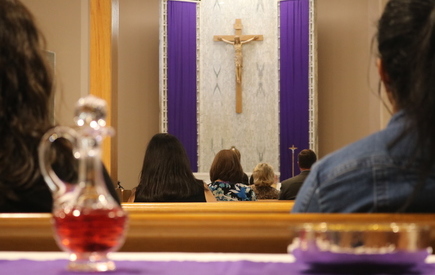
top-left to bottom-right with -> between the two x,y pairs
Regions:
1,213 -> 435,253
121,201 -> 295,214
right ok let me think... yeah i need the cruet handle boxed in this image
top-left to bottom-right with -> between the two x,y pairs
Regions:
38,126 -> 79,197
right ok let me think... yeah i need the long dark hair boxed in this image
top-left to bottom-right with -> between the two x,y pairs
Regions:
0,0 -> 54,191
377,0 -> 435,210
209,149 -> 244,183
134,133 -> 204,202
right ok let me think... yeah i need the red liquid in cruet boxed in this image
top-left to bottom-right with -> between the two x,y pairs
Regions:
53,208 -> 127,253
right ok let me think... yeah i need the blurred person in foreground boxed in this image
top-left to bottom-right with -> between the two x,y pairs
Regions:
0,0 -> 119,212
293,0 -> 435,213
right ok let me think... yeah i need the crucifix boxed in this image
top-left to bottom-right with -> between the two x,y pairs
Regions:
214,19 -> 263,114
289,145 -> 298,177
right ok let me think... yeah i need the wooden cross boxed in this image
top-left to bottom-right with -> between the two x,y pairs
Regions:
214,19 -> 263,114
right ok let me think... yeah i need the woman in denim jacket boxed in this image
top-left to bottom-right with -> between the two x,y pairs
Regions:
293,0 -> 435,213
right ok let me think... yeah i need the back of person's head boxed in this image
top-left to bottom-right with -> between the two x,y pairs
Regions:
377,0 -> 435,171
136,133 -> 203,202
252,163 -> 275,187
0,0 -> 52,126
210,149 -> 244,183
298,149 -> 317,170
377,0 -> 435,212
230,146 -> 241,161
0,0 -> 55,190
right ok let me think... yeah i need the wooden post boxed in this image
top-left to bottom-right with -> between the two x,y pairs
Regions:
90,0 -> 118,182
236,83 -> 242,114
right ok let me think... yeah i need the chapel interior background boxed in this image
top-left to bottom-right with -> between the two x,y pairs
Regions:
21,0 -> 390,190
160,0 -> 317,181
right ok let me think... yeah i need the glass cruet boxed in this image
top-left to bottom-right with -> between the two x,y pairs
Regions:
38,95 -> 128,272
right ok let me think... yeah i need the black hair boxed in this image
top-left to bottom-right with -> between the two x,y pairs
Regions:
377,0 -> 435,210
0,1 -> 49,186
134,133 -> 204,202
298,149 -> 317,170
0,0 -> 78,209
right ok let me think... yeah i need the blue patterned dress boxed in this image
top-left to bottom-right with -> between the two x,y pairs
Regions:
208,180 -> 257,201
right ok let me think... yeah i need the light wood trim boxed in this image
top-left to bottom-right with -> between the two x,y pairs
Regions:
2,213 -> 435,253
0,214 -> 58,251
90,0 -> 118,182
122,201 -> 295,213
236,82 -> 242,113
212,35 -> 263,42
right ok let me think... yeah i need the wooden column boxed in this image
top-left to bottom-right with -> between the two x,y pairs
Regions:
90,0 -> 119,182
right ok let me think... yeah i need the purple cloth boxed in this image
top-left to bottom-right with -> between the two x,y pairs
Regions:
167,1 -> 198,171
166,0 -> 311,176
166,0 -> 312,176
1,259 -> 435,275
279,0 -> 310,181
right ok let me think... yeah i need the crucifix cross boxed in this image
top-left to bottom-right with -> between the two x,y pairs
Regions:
289,145 -> 298,177
214,19 -> 263,114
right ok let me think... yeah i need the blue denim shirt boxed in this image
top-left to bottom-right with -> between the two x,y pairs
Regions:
292,110 -> 435,213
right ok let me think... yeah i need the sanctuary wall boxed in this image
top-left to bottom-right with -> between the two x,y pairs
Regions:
198,0 -> 280,173
161,0 -> 315,178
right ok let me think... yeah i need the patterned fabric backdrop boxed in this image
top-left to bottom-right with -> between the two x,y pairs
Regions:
165,0 -> 311,181
199,0 -> 279,175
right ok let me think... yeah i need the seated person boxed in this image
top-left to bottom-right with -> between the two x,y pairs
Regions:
208,149 -> 256,201
230,146 -> 249,185
279,149 -> 317,200
132,133 -> 216,202
251,163 -> 280,200
0,0 -> 119,213
293,0 -> 435,213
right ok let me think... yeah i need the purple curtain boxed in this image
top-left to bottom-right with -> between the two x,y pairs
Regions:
167,1 -> 198,171
280,0 -> 310,181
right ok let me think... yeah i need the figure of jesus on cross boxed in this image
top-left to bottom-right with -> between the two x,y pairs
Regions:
214,19 -> 263,113
217,35 -> 258,84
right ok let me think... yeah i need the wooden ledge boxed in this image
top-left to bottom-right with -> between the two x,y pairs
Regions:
121,201 -> 294,213
2,213 -> 435,253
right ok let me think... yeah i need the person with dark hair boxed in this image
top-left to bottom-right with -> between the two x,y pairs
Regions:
251,163 -> 280,200
293,0 -> 435,213
0,0 -> 119,212
133,133 -> 216,202
229,146 -> 250,185
209,149 -> 256,201
279,149 -> 317,200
